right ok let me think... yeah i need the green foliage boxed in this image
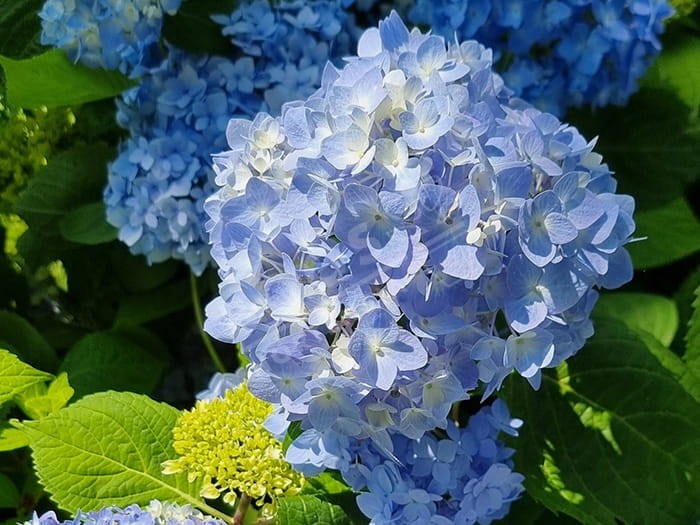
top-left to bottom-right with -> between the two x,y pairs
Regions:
59,331 -> 166,399
276,495 -> 353,525
0,0 -> 45,59
16,372 -> 74,419
0,311 -> 57,371
0,473 -> 20,508
59,202 -> 117,245
594,292 -> 679,346
0,348 -> 53,407
0,423 -> 30,451
501,319 -> 700,525
114,279 -> 192,327
0,50 -> 134,109
19,392 -> 214,515
685,285 -> 700,375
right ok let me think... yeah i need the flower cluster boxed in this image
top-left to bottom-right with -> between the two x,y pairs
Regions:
204,11 -> 635,522
335,401 -> 524,524
39,0 -> 182,77
103,0 -> 361,273
0,101 -> 76,206
104,49 -> 236,274
407,0 -> 673,115
24,501 -> 225,525
162,382 -> 304,505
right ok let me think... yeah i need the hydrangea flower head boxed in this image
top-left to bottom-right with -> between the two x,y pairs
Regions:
162,382 -> 304,504
104,0 -> 361,272
204,11 -> 634,523
408,0 -> 673,114
39,0 -> 182,77
23,501 -> 225,525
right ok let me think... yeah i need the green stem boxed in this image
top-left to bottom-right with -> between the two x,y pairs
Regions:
189,272 -> 226,373
232,493 -> 251,525
193,501 -> 232,523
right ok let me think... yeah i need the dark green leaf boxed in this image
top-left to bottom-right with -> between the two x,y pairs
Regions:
282,420 -> 304,453
59,331 -> 166,399
0,311 -> 58,372
0,49 -> 134,109
626,196 -> 700,268
110,245 -> 181,293
15,144 -> 115,232
114,279 -> 191,327
0,473 -> 20,508
594,292 -> 679,346
643,31 -> 700,116
686,285 -> 700,375
277,495 -> 352,525
162,0 -> 237,55
59,202 -> 117,245
0,0 -> 45,59
501,319 -> 700,525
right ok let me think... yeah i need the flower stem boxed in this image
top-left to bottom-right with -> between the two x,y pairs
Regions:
189,272 -> 226,373
232,494 -> 251,525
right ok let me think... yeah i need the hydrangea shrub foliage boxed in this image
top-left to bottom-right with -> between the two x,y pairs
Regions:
0,1 -> 700,525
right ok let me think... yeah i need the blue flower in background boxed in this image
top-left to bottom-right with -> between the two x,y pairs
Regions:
39,0 -> 182,77
102,0 -> 361,272
407,0 -> 673,115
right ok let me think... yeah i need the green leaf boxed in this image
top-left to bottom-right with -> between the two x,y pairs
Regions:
0,49 -> 134,109
0,311 -> 58,371
15,144 -> 114,232
0,0 -> 45,59
114,279 -> 192,327
19,392 -> 222,517
501,319 -> 700,525
627,197 -> 700,269
59,332 -> 166,399
277,495 -> 353,525
162,0 -> 236,55
59,202 -> 117,245
0,423 -> 30,451
643,31 -> 700,115
110,245 -> 180,293
0,473 -> 20,509
594,292 -> 679,346
686,285 -> 700,372
16,373 -> 74,419
0,348 -> 53,407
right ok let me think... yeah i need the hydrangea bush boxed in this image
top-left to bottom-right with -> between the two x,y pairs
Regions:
1,1 -> 700,525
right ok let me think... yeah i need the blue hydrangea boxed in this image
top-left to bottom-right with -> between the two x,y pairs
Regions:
204,16 -> 635,514
39,0 -> 182,77
104,0 -> 361,272
24,501 -> 225,525
407,0 -> 673,115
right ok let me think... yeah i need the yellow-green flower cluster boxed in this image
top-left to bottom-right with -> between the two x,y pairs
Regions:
163,383 -> 304,506
0,101 -> 75,205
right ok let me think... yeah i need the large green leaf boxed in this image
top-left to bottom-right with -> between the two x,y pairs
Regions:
114,279 -> 192,327
594,292 -> 679,346
643,31 -> 700,116
19,392 -> 225,518
59,332 -> 166,399
59,202 -> 117,245
501,319 -> 700,525
0,0 -> 45,59
0,49 -> 133,109
627,196 -> 700,269
277,495 -> 353,525
0,348 -> 53,407
0,311 -> 58,371
15,144 -> 114,232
